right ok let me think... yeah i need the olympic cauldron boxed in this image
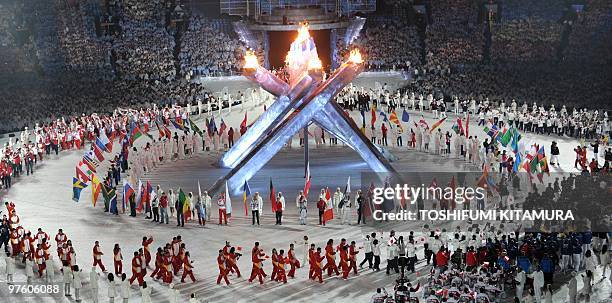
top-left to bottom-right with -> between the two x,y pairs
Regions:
209,24 -> 397,195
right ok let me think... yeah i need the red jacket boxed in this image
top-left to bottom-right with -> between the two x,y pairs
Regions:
435,250 -> 449,267
466,251 -> 478,266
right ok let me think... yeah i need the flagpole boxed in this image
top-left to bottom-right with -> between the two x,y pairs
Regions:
304,125 -> 309,178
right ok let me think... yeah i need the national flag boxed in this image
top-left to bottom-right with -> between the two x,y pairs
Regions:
155,121 -> 165,138
93,141 -> 106,161
449,176 -> 457,209
513,152 -> 522,173
451,123 -> 460,134
511,128 -> 521,153
240,113 -> 248,129
197,180 -> 202,207
142,123 -> 150,134
370,108 -> 376,126
270,178 -> 277,213
402,109 -> 410,123
499,128 -> 513,146
359,110 -> 366,127
242,180 -> 251,216
81,155 -> 98,173
389,111 -> 403,130
225,181 -> 232,216
457,118 -> 464,135
179,189 -> 191,220
136,180 -> 144,212
429,117 -> 447,133
345,176 -> 351,194
163,124 -> 172,139
102,184 -> 118,214
147,181 -> 156,205
189,118 -> 203,136
73,177 -> 88,202
76,162 -> 92,183
429,178 -> 438,189
91,174 -> 102,207
379,111 -> 388,122
218,119 -> 227,135
99,131 -> 112,151
123,180 -> 134,211
130,125 -> 142,145
303,162 -> 311,198
418,118 -> 429,129
95,137 -> 109,154
171,118 -> 184,130
465,115 -> 470,138
323,187 -> 334,223
485,124 -> 499,139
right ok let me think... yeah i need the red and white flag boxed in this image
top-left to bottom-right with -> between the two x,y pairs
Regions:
303,163 -> 311,198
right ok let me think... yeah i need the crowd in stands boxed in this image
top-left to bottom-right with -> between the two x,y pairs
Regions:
179,16 -> 246,78
113,20 -> 176,82
0,0 -> 610,137
342,20 -> 422,71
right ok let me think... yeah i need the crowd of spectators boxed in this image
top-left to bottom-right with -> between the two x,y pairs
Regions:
1,0 -> 610,135
341,20 -> 422,71
54,0 -> 114,79
112,21 -> 176,82
179,16 -> 246,78
491,17 -> 561,62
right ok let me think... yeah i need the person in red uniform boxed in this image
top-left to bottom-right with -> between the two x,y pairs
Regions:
435,246 -> 450,273
129,251 -> 143,285
174,243 -> 186,276
5,201 -> 15,219
113,243 -> 123,275
270,249 -> 279,281
248,242 -> 266,284
54,229 -> 67,255
180,251 -> 195,283
311,247 -> 325,283
142,236 -> 153,267
217,194 -> 228,225
276,250 -> 287,283
162,250 -> 173,283
465,247 -> 478,270
227,247 -> 241,278
35,243 -> 46,277
339,244 -> 350,279
222,242 -> 234,274
9,228 -> 20,256
348,241 -> 359,275
287,243 -> 300,278
308,243 -> 316,279
322,239 -> 339,276
216,250 -> 230,285
92,241 -> 106,272
150,247 -> 163,279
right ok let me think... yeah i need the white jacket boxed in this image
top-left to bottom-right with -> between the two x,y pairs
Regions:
121,279 -> 130,298
5,256 -> 15,275
108,281 -> 116,298
332,192 -> 344,208
141,286 -> 152,303
89,271 -> 99,290
73,271 -> 82,289
250,196 -> 263,212
62,266 -> 72,283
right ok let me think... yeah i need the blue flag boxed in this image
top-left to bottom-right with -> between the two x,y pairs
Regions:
379,111 -> 388,122
401,109 -> 410,122
513,152 -> 521,173
72,177 -> 88,202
